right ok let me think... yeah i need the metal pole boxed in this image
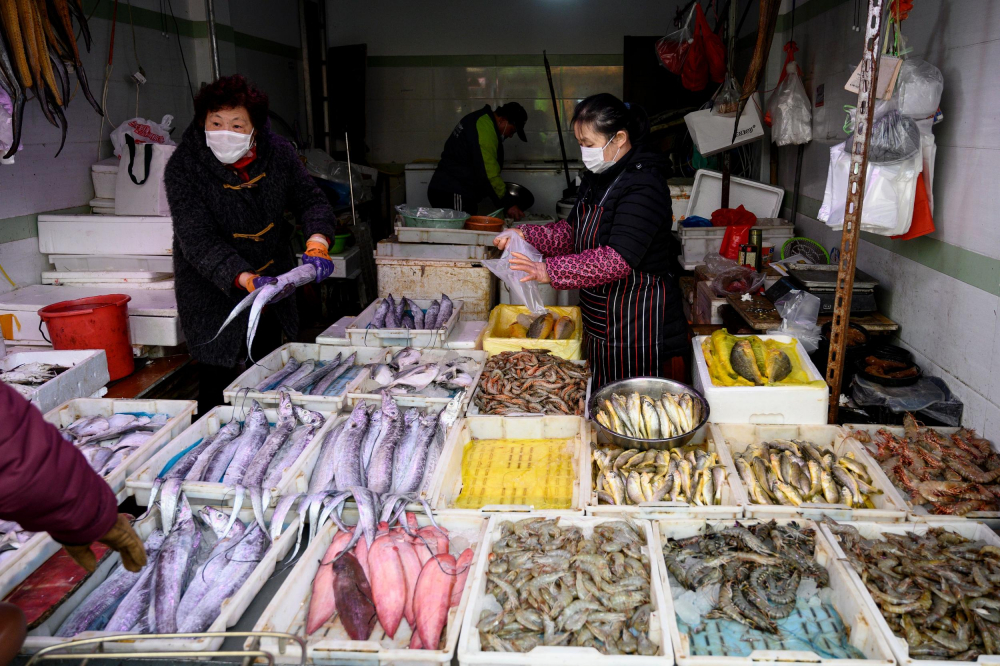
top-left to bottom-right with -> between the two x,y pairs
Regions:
298,0 -> 314,147
721,151 -> 731,208
543,50 -> 572,193
205,0 -> 220,80
826,0 -> 884,422
345,132 -> 357,224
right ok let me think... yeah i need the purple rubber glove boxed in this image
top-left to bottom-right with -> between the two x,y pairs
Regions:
250,275 -> 278,292
303,240 -> 335,283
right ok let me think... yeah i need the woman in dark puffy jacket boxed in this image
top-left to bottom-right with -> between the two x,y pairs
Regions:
498,93 -> 688,387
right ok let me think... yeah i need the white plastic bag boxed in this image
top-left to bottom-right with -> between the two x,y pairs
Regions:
115,135 -> 175,216
767,289 -> 822,353
482,230 -> 548,315
110,115 -> 175,158
0,89 -> 17,163
769,62 -> 812,146
897,58 -> 943,119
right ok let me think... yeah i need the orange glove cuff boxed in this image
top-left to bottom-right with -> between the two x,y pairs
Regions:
305,240 -> 331,261
238,272 -> 260,292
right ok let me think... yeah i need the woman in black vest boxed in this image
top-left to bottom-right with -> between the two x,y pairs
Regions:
499,94 -> 688,388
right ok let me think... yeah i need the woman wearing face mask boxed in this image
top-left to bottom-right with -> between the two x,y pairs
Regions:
165,75 -> 337,413
496,93 -> 687,387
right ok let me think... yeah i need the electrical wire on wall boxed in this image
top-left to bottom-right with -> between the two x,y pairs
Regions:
97,0 -> 120,161
125,0 -> 145,118
164,0 -> 195,105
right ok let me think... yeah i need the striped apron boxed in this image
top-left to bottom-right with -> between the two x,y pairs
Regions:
573,175 -> 674,389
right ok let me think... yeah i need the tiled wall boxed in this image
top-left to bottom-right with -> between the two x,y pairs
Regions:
366,62 -> 623,165
770,0 -> 1000,434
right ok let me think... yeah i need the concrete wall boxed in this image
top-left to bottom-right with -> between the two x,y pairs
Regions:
769,0 -> 1000,434
0,0 -> 305,296
327,0 -> 686,164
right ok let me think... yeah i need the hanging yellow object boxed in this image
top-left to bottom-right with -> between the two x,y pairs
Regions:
456,438 -> 576,509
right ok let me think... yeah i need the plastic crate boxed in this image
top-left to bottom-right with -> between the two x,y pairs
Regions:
482,305 -> 583,360
1,350 -> 111,413
394,225 -> 498,246
345,348 -> 486,411
347,298 -> 463,348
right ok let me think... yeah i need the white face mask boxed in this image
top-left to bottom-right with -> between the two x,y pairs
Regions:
205,129 -> 253,164
580,134 -> 622,173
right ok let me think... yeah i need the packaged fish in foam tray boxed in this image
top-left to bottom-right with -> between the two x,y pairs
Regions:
247,509 -> 488,665
6,503 -> 300,655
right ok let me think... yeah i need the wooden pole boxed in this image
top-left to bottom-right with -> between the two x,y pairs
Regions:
826,0 -> 884,422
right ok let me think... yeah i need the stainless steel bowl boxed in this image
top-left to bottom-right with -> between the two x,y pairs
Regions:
505,182 -> 535,211
588,377 -> 710,451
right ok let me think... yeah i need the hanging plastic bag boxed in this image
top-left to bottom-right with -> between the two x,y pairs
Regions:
896,58 -> 943,119
765,42 -> 801,126
482,230 -> 548,315
655,6 -> 695,75
695,3 -> 726,84
0,89 -> 17,163
110,115 -> 176,158
846,97 -> 920,164
767,289 -> 822,352
712,73 -> 741,117
770,62 -> 813,146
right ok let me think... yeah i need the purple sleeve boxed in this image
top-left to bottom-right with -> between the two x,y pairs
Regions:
546,246 -> 632,290
518,219 -> 574,257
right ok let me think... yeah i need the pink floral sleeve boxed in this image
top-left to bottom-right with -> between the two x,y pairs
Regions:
546,246 -> 632,290
517,220 -> 574,257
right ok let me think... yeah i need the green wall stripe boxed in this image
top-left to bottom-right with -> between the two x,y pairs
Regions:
367,54 -> 624,68
783,191 -> 1000,297
0,206 -> 92,244
82,0 -> 300,60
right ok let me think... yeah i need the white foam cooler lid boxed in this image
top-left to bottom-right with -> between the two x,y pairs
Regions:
687,169 -> 785,219
91,156 -> 119,173
0,284 -> 176,316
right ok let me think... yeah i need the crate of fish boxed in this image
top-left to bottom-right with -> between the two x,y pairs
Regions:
222,343 -> 366,412
4,501 -> 300,655
247,509 -> 487,664
347,295 -> 464,348
43,398 -> 198,500
482,305 -> 584,360
587,430 -> 745,520
125,396 -> 341,524
466,351 -> 591,417
345,347 -> 486,411
712,424 -> 909,522
817,519 -> 1000,666
1,349 -> 110,413
456,514 -> 673,664
657,518 -> 896,666
273,391 -> 467,541
430,416 -> 590,516
842,419 -> 1000,523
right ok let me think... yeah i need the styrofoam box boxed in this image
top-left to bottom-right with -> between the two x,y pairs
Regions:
693,280 -> 726,325
710,424 -> 909,522
657,518 -> 896,666
37,215 -> 173,255
394,225 -> 498,247
587,427 -> 745,520
347,298 -> 464,348
817,520 -> 1000,666
444,321 -> 488,351
247,511 -> 488,665
377,239 -> 492,261
687,169 -> 785,219
91,157 -> 119,199
680,218 -> 793,270
842,423 -> 1000,525
126,405 -> 342,507
430,415 -> 590,516
457,514 -> 673,666
693,335 -> 829,424
2,350 -> 110,413
50,255 -> 175,272
466,359 -> 591,417
45,397 -> 196,499
41,271 -> 174,289
346,348 -> 486,411
11,505 -> 299,655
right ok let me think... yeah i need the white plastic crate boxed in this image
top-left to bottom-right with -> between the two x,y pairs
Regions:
679,220 -> 793,270
693,335 -> 829,424
49,255 -> 175,272
430,416 -> 590,516
37,215 -> 173,255
91,157 -> 119,199
817,520 -> 1000,666
1,350 -> 110,413
125,405 -> 342,508
457,514 -> 673,666
247,512 -> 488,665
377,239 -> 492,260
394,225 -> 498,246
345,347 -> 486,411
347,298 -> 464,348
465,359 -> 590,417
709,424 -> 908,522
656,518 -> 896,666
586,428 -> 745,520
44,398 -> 196,500
10,505 -> 299,655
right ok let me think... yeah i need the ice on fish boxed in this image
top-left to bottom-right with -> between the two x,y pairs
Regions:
674,590 -> 705,626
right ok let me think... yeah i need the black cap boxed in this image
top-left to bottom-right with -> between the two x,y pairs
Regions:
497,102 -> 528,142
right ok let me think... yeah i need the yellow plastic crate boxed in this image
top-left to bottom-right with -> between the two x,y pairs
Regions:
482,304 -> 583,360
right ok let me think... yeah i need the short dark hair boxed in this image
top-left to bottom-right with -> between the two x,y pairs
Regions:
194,74 -> 269,130
571,93 -> 649,143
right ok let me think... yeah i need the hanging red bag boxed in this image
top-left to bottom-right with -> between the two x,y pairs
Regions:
655,6 -> 695,75
682,28 -> 708,91
695,3 -> 727,84
891,172 -> 935,239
